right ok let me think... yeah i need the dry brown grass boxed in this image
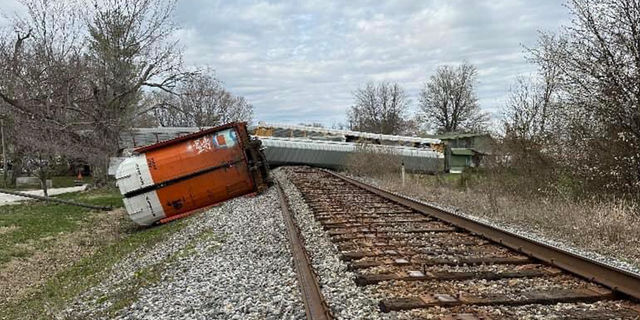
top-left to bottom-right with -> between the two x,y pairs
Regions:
0,208 -> 130,305
343,143 -> 404,177
355,172 -> 640,270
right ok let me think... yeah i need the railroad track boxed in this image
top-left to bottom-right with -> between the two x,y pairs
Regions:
280,167 -> 640,320
276,182 -> 334,320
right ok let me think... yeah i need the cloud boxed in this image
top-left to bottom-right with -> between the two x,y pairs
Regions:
0,0 -> 571,128
173,0 -> 570,126
0,0 -> 26,27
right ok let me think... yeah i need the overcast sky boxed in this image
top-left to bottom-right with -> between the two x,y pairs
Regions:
0,0 -> 571,127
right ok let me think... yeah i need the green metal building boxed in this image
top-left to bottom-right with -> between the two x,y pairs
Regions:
448,148 -> 482,173
425,133 -> 494,173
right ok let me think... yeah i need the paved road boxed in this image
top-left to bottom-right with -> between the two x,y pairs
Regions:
0,185 -> 87,206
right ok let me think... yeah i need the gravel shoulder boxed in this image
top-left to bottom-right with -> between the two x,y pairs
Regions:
58,186 -> 305,320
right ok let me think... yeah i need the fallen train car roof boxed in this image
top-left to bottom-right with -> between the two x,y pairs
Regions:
259,136 -> 444,158
119,123 -> 443,150
253,123 -> 442,145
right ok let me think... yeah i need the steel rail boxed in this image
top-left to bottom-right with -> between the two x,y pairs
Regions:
276,182 -> 334,320
323,169 -> 640,301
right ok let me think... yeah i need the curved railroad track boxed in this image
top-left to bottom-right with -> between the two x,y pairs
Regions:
279,167 -> 640,320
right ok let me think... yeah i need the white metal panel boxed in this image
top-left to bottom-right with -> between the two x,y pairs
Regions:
259,137 -> 442,172
254,122 -> 442,145
122,190 -> 165,226
114,154 -> 155,194
108,157 -> 126,176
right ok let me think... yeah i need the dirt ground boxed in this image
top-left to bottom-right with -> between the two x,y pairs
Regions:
0,208 -> 128,305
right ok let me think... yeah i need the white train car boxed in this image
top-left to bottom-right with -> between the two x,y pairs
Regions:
260,137 -> 444,173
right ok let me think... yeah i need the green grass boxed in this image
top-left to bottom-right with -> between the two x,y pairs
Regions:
1,212 -> 192,320
0,175 -> 94,190
0,189 -> 123,265
0,189 -> 201,319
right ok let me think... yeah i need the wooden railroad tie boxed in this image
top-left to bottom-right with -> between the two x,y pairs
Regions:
379,286 -> 615,312
327,227 -> 457,236
355,267 -> 562,285
348,256 -> 533,270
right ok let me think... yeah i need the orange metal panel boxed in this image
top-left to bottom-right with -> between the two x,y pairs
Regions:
144,127 -> 246,184
117,122 -> 270,225
154,162 -> 255,219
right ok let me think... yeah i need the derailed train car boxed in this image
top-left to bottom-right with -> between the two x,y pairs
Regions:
259,137 -> 444,172
115,122 -> 269,226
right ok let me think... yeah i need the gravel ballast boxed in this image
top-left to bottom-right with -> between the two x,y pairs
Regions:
53,167 -> 640,320
274,168 -> 390,320
280,167 -> 640,319
60,187 -> 305,320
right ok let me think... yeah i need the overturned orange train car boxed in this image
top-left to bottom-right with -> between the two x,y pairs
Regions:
115,122 -> 270,226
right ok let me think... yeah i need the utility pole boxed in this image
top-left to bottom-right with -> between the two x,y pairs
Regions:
0,116 -> 7,187
401,162 -> 405,187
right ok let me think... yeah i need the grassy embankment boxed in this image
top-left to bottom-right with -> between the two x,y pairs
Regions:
0,189 -> 190,319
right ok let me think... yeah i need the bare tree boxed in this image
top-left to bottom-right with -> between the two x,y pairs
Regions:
419,62 -> 489,133
0,0 -> 89,191
149,72 -> 254,128
503,75 -> 561,142
84,0 -> 190,182
0,0 -> 187,186
0,0 -> 86,128
499,76 -> 562,186
525,35 -> 563,136
527,0 -> 640,194
347,81 -> 410,135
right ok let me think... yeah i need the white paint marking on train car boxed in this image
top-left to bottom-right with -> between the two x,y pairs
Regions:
115,154 -> 155,194
123,190 -> 165,226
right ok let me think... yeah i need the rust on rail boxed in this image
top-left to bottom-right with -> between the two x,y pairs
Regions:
276,182 -> 334,320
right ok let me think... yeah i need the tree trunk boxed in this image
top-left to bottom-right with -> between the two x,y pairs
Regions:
90,155 -> 112,188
